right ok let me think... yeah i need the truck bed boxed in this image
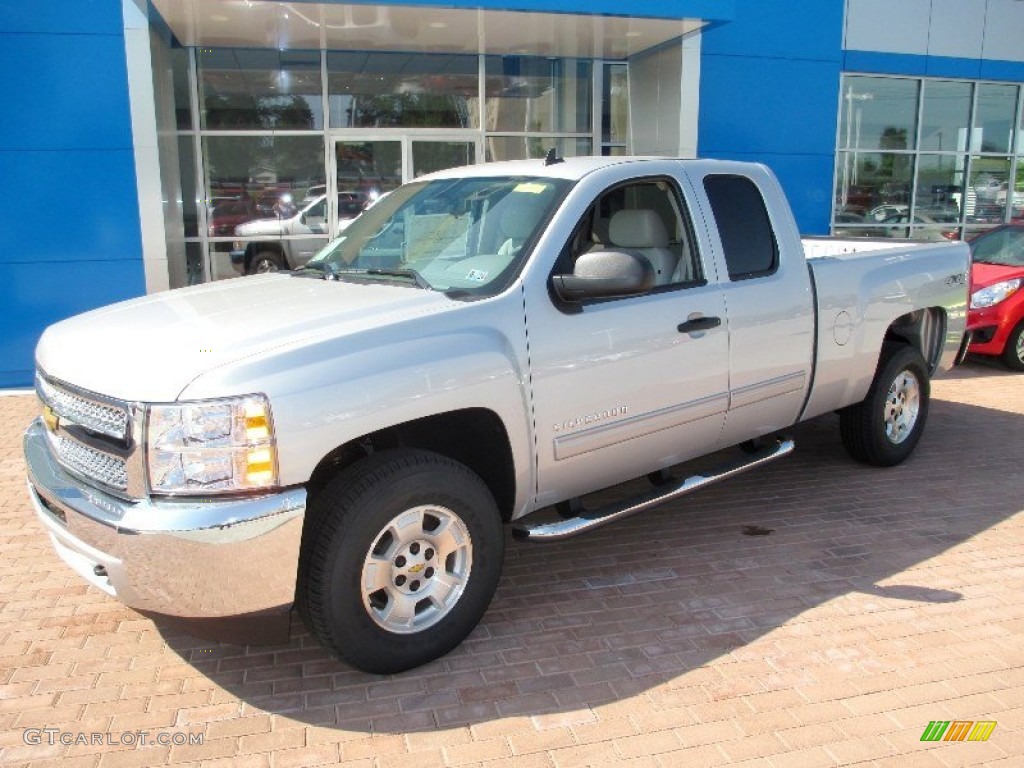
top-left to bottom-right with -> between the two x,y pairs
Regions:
799,237 -> 969,422
801,236 -> 949,259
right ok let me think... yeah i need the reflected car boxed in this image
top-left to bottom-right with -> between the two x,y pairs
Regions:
877,212 -> 960,241
209,199 -> 258,252
209,199 -> 257,234
966,224 -> 1024,371
230,194 -> 365,274
867,204 -> 908,222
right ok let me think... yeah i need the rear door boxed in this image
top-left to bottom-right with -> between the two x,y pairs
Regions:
689,169 -> 814,447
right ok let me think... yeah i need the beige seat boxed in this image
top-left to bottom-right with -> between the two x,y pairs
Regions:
607,209 -> 679,286
498,203 -> 542,257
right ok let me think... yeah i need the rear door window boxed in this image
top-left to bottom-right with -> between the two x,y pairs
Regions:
703,175 -> 779,280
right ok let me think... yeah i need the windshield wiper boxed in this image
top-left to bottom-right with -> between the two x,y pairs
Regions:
295,264 -> 432,290
365,268 -> 432,290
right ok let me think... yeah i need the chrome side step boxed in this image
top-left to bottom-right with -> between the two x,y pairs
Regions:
512,437 -> 795,542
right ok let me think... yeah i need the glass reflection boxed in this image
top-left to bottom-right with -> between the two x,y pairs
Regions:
335,140 -> 403,204
485,136 -> 591,162
328,52 -> 479,129
204,135 -> 325,223
834,152 -> 913,217
973,84 -> 1018,154
199,49 -> 322,130
485,57 -> 591,134
839,77 -> 919,151
203,135 -> 326,275
920,80 -> 971,152
602,64 -> 629,145
967,156 -> 1012,223
411,142 -> 476,178
914,154 -> 966,223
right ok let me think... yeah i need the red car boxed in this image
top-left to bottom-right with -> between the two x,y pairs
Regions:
967,224 -> 1024,371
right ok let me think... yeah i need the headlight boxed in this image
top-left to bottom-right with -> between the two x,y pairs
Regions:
970,278 -> 1021,309
146,394 -> 277,494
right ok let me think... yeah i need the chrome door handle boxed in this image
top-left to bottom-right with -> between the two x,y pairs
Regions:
677,316 -> 721,333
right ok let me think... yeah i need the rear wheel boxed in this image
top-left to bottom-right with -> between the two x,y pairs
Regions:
1001,320 -> 1024,372
298,449 -> 503,674
840,343 -> 930,467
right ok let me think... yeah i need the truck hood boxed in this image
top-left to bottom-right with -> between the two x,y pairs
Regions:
234,217 -> 291,236
36,274 -> 456,402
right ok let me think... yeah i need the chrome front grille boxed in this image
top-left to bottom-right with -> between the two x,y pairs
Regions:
35,370 -> 140,497
50,434 -> 129,491
36,374 -> 129,442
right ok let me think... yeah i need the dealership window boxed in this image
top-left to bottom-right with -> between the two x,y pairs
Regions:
601,63 -> 630,156
483,57 -> 593,161
199,49 -> 323,130
834,74 -> 1024,241
328,52 -> 480,129
154,41 -> 619,286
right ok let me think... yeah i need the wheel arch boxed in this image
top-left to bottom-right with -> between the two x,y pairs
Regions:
245,242 -> 287,272
305,407 -> 517,523
883,307 -> 947,374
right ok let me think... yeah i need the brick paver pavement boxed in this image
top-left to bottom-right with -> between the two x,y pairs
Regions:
0,360 -> 1021,767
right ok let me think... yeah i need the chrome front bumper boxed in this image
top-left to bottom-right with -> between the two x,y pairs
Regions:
24,419 -> 306,632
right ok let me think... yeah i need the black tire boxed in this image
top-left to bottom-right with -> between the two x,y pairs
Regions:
840,342 -> 930,467
739,436 -> 771,454
248,251 -> 283,274
1001,320 -> 1024,372
297,449 -> 504,674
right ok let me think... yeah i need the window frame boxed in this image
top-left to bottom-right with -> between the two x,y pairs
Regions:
548,174 -> 706,312
702,173 -> 780,282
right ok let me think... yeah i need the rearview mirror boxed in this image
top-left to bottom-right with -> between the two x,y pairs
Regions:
552,250 -> 654,301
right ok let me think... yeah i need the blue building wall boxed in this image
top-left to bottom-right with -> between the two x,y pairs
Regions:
697,0 -> 844,235
0,0 -> 146,388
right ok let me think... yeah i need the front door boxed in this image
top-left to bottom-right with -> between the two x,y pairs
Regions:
331,135 -> 479,235
524,173 -> 731,507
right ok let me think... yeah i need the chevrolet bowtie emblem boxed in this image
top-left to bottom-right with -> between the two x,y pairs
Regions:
42,405 -> 59,432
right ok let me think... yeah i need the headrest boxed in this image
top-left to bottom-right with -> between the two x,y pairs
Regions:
609,210 -> 669,249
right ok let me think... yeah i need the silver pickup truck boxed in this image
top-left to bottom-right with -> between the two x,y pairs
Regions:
24,157 -> 969,673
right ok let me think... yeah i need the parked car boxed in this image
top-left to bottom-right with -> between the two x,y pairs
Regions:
25,157 -> 969,673
966,224 -> 1024,371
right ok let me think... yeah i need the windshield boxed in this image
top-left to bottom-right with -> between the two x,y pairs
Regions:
301,176 -> 569,296
971,226 -> 1024,267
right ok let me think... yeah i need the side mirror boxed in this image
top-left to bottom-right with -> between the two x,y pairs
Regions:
552,250 -> 654,302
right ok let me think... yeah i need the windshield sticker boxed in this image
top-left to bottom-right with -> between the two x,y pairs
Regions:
514,183 -> 548,194
465,269 -> 488,282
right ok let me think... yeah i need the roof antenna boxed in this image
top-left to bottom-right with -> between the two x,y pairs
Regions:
544,147 -> 564,166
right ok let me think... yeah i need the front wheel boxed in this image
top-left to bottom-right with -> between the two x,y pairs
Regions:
298,449 -> 504,674
1001,320 -> 1024,372
248,251 -> 283,274
840,343 -> 930,467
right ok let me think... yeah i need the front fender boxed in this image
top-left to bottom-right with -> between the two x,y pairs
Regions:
179,290 -> 535,518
